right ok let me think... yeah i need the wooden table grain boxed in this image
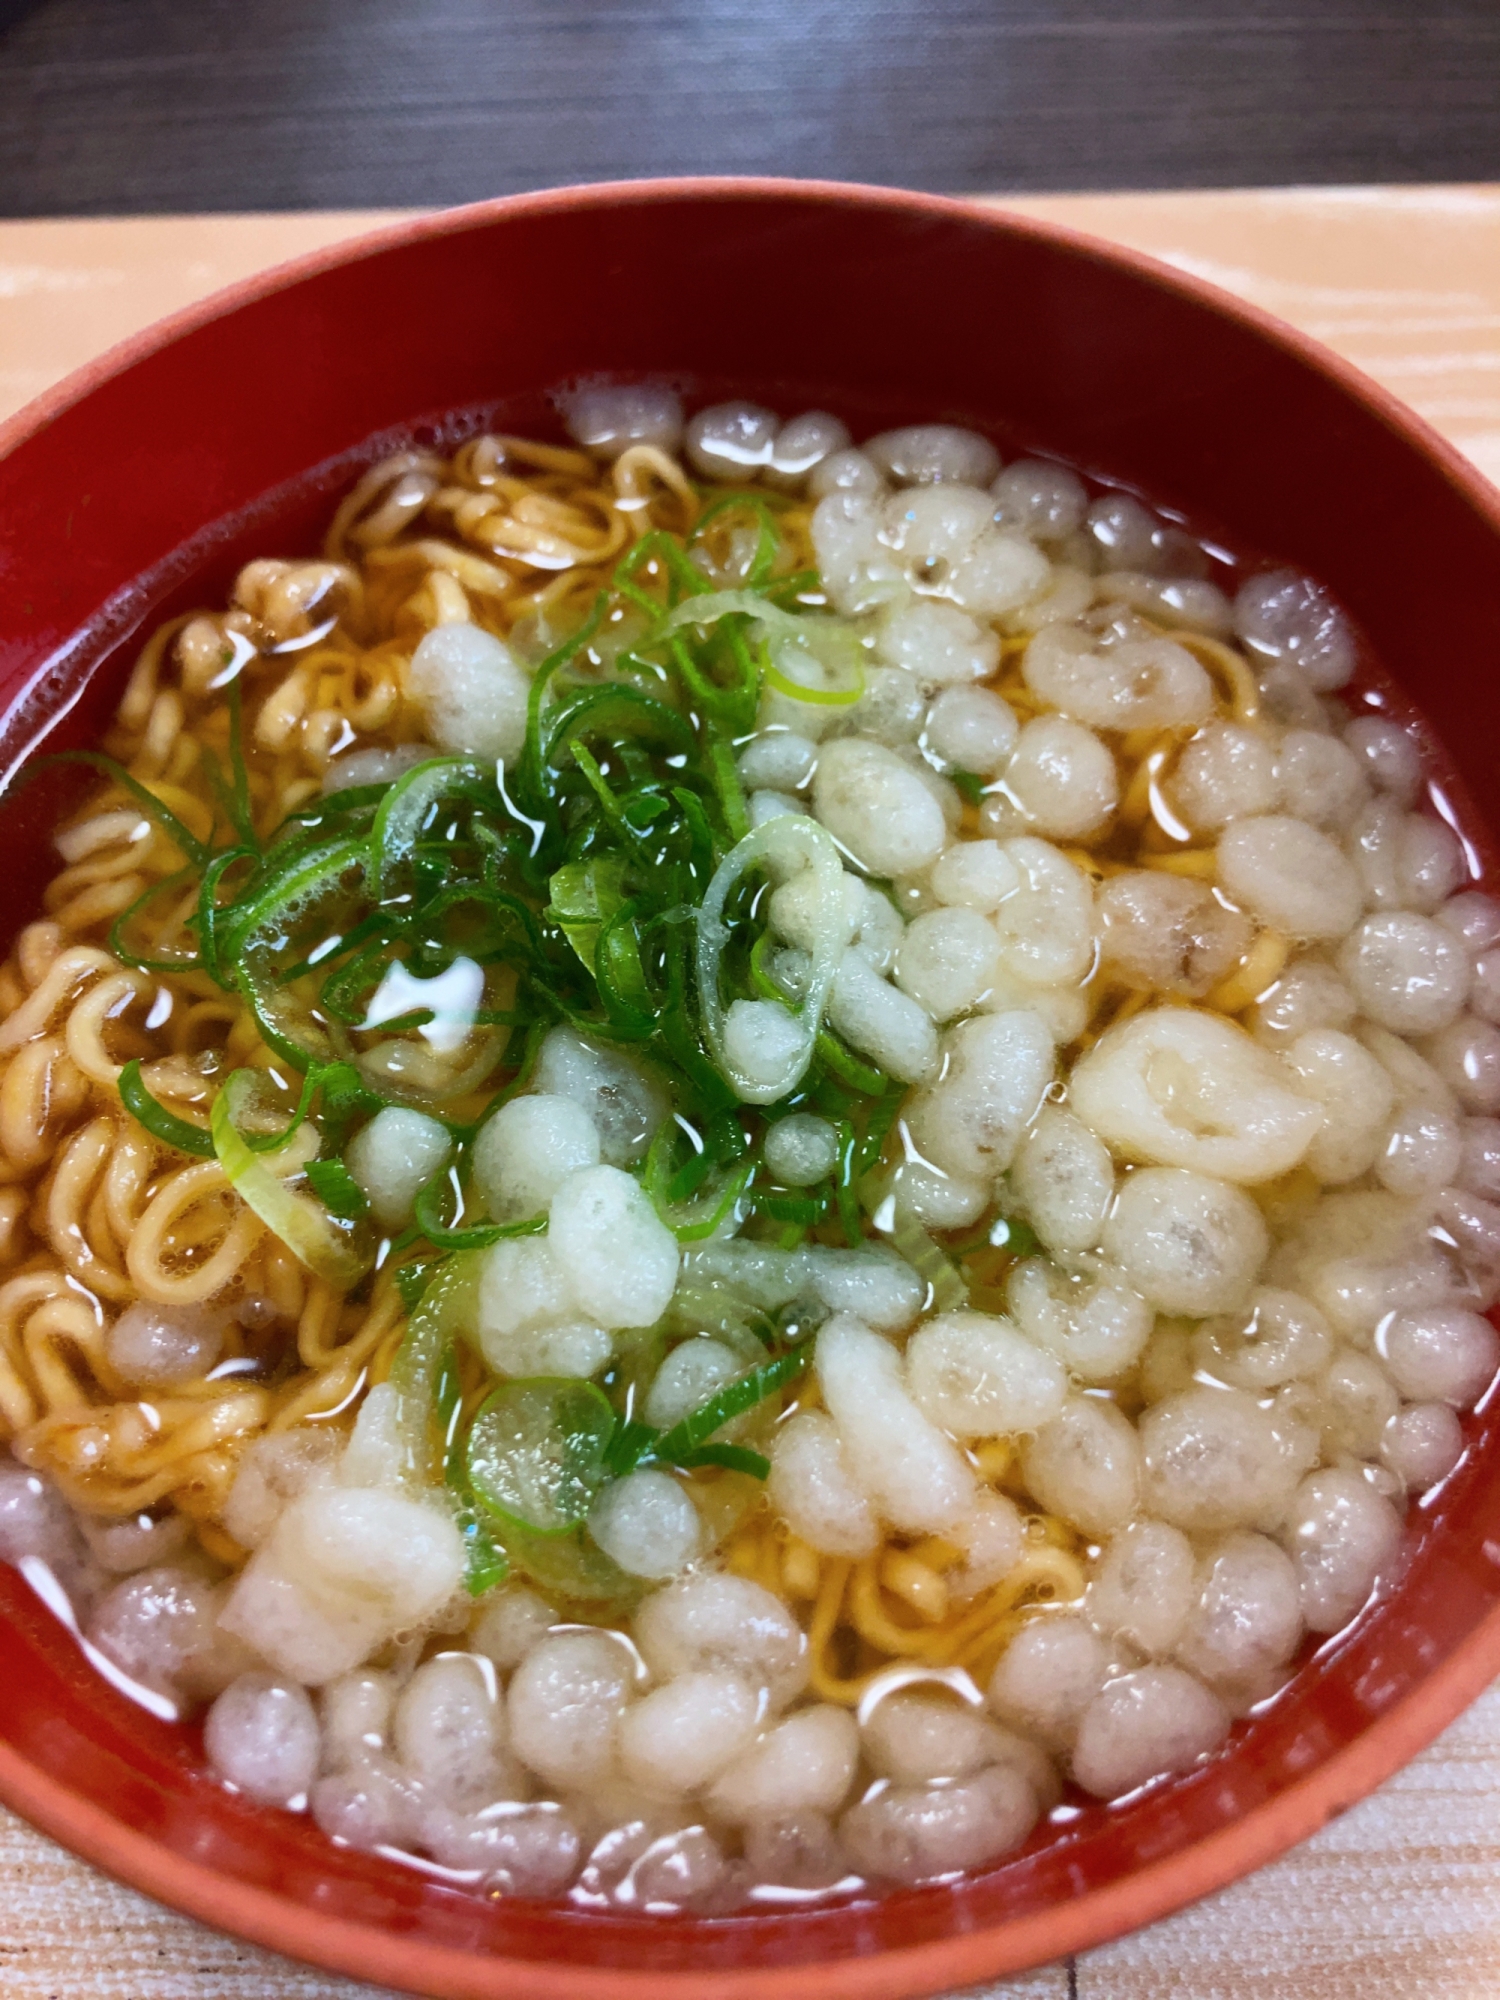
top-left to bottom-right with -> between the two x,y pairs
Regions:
3,187 -> 1500,2000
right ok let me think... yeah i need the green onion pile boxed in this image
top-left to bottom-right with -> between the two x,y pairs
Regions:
52,494 -> 940,1603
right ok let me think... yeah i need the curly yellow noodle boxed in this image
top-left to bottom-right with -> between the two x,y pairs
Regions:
44,844 -> 146,913
0,1038 -> 86,1176
1205,929 -> 1291,1015
47,873 -> 148,935
64,970 -> 149,1085
293,1278 -> 355,1370
0,1276 -> 55,1429
118,614 -> 196,733
1180,631 -> 1263,722
163,998 -> 239,1060
612,444 -> 699,531
325,452 -> 448,558
366,538 -> 518,599
22,1386 -> 270,1518
14,924 -> 61,991
1117,737 -> 1182,834
807,1560 -> 866,1701
272,1282 -> 405,1429
779,1533 -> 822,1601
487,436 -> 596,478
878,1548 -> 949,1622
134,688 -> 186,780
0,1271 -> 95,1428
48,1118 -> 138,1301
366,1319 -> 408,1390
416,569 -> 473,627
0,1192 -> 28,1269
1142,846 -> 1220,879
101,1125 -> 159,1258
21,1287 -> 118,1412
802,1543 -> 1087,1704
0,947 -> 114,1054
254,1236 -> 308,1326
126,1159 -> 264,1306
848,1556 -> 950,1656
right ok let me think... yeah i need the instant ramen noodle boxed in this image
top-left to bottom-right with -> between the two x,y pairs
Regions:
0,386 -> 1494,1908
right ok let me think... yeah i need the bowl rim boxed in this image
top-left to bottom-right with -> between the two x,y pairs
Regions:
4,172 -> 1500,1999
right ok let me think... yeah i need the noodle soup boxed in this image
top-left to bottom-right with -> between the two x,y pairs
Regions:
0,387 -> 1494,1910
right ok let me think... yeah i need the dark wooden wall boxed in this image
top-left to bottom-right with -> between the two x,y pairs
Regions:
1,0 -> 1498,215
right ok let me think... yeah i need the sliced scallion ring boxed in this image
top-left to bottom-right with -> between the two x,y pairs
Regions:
210,1069 -> 369,1287
118,1058 -> 215,1158
656,591 -> 863,708
888,1208 -> 969,1313
696,816 -> 846,1104
371,755 -> 485,897
466,1377 -> 616,1536
762,631 -> 864,707
655,589 -> 807,642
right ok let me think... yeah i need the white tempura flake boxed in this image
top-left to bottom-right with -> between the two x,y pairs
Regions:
707,1705 -> 859,1821
768,1411 -> 881,1558
407,624 -> 531,763
1072,1667 -> 1229,1799
816,1315 -> 974,1534
633,1573 -> 808,1710
471,1092 -> 601,1220
1070,1009 -> 1323,1183
345,1106 -> 451,1229
905,1310 -> 1067,1437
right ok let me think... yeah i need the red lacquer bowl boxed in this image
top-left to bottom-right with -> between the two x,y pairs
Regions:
2,179 -> 1500,2000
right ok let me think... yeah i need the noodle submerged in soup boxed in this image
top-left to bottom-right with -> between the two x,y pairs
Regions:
0,389 -> 1495,1906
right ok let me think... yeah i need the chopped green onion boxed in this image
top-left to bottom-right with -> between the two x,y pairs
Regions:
466,1377 -> 616,1536
762,632 -> 863,707
645,1121 -> 755,1241
816,1030 -> 888,1098
602,1416 -> 660,1480
656,589 -> 811,646
752,1188 -> 828,1226
39,751 -> 211,867
654,1347 -> 808,1465
304,1157 -> 369,1218
458,1513 -> 510,1596
194,847 -> 259,988
387,1256 -> 481,1480
608,1346 -> 809,1481
210,1070 -> 368,1286
108,866 -> 203,976
696,816 -> 846,1104
680,1442 -> 771,1478
834,1117 -> 862,1247
392,1257 -> 444,1313
118,1058 -> 215,1158
50,486 -> 925,1405
990,1215 -> 1041,1260
488,1519 -> 642,1612
547,854 -> 631,975
889,1209 -> 969,1313
690,493 -> 782,586
371,756 -> 485,897
411,1168 -> 547,1251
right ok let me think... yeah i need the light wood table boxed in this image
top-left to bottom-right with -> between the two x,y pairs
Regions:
3,189 -> 1500,2000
